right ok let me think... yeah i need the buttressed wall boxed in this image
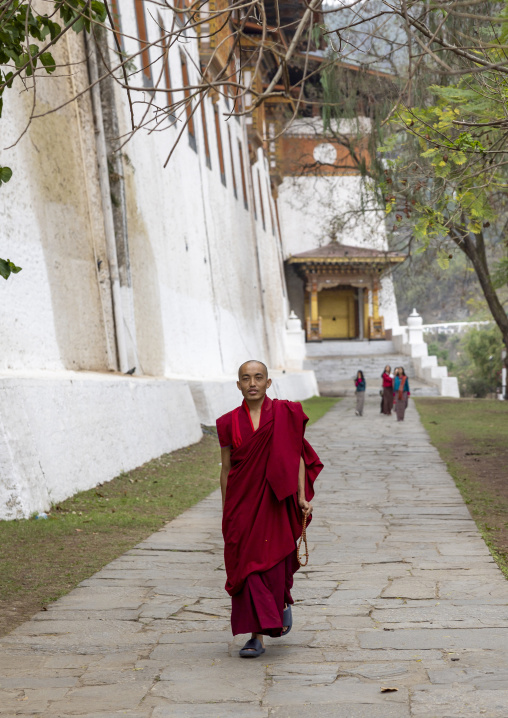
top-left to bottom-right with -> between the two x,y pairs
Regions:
0,7 -> 319,519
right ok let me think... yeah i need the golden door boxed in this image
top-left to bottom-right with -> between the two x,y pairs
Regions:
319,287 -> 357,339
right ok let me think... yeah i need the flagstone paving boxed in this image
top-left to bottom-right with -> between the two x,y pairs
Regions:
2,396 -> 508,717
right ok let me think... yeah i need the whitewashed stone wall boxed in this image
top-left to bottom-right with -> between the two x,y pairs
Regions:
0,8 -> 290,378
0,373 -> 202,520
278,175 -> 387,255
0,33 -> 117,373
378,274 -> 401,333
0,8 -> 317,519
117,4 -> 288,376
278,175 -> 400,332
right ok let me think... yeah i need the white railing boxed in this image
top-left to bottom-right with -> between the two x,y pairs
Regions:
392,310 -> 460,397
421,321 -> 492,335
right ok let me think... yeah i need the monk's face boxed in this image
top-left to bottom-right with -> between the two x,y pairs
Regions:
237,361 -> 272,401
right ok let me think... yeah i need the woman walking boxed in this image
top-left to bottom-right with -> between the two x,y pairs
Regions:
355,370 -> 366,416
394,367 -> 410,422
381,365 -> 394,415
392,367 -> 400,414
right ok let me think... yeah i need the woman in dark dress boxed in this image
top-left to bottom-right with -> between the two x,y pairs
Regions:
394,367 -> 410,421
355,370 -> 366,416
381,365 -> 394,415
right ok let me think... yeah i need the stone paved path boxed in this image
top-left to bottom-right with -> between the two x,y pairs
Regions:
2,397 -> 508,718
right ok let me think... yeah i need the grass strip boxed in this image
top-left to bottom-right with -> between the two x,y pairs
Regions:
415,397 -> 508,579
301,395 -> 341,425
0,393 -> 338,636
0,435 -> 221,637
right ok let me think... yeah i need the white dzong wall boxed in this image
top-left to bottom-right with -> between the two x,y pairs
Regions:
111,3 -> 289,377
0,10 -> 316,519
278,175 -> 400,333
277,119 -> 401,334
279,175 -> 387,256
0,33 -> 117,374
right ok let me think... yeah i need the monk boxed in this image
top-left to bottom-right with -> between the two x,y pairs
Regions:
216,360 -> 323,658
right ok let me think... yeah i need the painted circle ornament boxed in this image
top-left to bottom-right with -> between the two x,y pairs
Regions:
313,143 -> 337,165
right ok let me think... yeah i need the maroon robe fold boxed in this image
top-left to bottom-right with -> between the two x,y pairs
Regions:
216,397 -> 323,635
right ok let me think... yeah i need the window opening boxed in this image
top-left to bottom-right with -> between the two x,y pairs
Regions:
158,14 -> 172,110
174,0 -> 187,25
214,103 -> 226,185
201,98 -> 212,169
134,0 -> 152,87
180,52 -> 197,152
266,180 -> 275,235
110,0 -> 124,51
238,140 -> 248,209
257,170 -> 266,230
227,126 -> 237,199
249,144 -> 257,219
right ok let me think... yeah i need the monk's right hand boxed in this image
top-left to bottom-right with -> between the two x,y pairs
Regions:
298,496 -> 312,517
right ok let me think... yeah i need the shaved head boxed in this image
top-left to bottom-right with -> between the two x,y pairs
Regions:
237,360 -> 271,404
238,360 -> 268,380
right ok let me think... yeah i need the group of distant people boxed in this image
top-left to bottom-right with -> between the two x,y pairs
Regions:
354,364 -> 411,422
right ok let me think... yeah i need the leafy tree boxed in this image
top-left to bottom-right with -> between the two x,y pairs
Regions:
0,257 -> 21,280
379,43 -> 508,388
316,1 -> 508,390
425,326 -> 503,397
458,326 -> 504,397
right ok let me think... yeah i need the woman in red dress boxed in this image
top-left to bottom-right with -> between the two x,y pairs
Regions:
381,365 -> 394,415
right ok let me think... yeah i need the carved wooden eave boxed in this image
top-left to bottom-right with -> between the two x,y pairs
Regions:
198,1 -> 326,183
237,1 -> 324,182
287,241 -> 405,291
198,0 -> 237,77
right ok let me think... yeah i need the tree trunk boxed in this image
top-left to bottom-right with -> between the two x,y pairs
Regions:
452,228 -> 508,398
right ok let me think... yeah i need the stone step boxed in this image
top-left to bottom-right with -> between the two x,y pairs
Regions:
302,353 -> 440,397
305,339 -> 396,357
313,378 -> 440,397
304,354 -> 415,382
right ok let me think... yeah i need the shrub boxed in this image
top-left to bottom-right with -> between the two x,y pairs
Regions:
458,326 -> 503,397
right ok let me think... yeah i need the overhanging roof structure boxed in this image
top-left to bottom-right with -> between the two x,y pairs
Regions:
287,241 -> 406,273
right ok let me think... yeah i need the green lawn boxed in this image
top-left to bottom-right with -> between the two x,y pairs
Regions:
0,435 -> 221,637
0,392 -> 338,636
301,395 -> 341,425
416,397 -> 508,578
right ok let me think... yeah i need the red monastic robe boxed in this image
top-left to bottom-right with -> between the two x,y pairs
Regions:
216,396 -> 323,636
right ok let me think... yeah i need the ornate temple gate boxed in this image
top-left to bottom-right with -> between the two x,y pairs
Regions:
318,287 -> 357,339
287,240 -> 405,342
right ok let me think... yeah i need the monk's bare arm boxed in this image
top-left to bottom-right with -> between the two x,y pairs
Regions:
298,456 -> 313,517
220,446 -> 231,511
